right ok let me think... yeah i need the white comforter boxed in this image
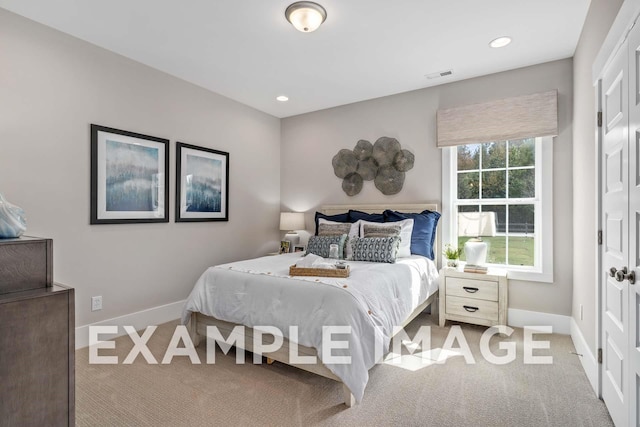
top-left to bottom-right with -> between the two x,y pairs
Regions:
182,253 -> 439,402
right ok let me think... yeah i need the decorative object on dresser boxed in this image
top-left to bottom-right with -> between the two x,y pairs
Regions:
176,142 -> 229,222
463,237 -> 488,265
279,240 -> 291,254
91,124 -> 169,224
442,244 -> 463,268
280,212 -> 305,248
331,137 -> 415,196
439,268 -> 507,329
0,193 -> 27,238
0,237 -> 75,426
463,264 -> 488,274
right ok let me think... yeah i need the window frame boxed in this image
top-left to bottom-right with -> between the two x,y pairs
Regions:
441,136 -> 554,283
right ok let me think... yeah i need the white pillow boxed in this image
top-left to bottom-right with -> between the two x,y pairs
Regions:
359,219 -> 414,258
318,218 -> 360,260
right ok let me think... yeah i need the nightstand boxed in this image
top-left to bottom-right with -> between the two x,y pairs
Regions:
439,268 -> 508,328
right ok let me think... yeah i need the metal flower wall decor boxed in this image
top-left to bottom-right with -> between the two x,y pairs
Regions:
332,137 -> 414,196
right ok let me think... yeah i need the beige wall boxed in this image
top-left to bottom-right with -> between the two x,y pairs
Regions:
282,59 -> 575,315
572,0 -> 624,353
2,3 -> 613,327
0,10 -> 281,327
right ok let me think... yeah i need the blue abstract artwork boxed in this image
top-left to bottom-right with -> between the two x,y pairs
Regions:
185,154 -> 221,212
105,140 -> 159,211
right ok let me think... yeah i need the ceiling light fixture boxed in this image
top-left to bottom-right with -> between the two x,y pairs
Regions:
276,95 -> 289,102
489,36 -> 512,48
285,2 -> 327,33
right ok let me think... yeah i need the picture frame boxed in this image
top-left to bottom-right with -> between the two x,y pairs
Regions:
176,142 -> 229,222
91,124 -> 169,224
293,245 -> 305,253
280,240 -> 291,254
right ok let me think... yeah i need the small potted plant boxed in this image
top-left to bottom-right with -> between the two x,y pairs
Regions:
443,244 -> 463,268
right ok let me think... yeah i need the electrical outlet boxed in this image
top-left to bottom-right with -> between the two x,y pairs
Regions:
580,304 -> 583,320
91,296 -> 102,312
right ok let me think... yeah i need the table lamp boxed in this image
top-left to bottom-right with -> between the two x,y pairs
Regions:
280,212 -> 305,251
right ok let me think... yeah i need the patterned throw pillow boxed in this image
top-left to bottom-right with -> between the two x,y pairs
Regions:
351,236 -> 401,263
318,222 -> 352,236
306,234 -> 348,259
362,223 -> 401,238
319,219 -> 360,260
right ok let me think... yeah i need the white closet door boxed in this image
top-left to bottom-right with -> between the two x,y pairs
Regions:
627,20 -> 640,427
601,36 -> 629,427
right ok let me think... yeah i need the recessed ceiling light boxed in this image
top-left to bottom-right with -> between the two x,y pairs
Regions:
276,95 -> 289,102
489,36 -> 512,48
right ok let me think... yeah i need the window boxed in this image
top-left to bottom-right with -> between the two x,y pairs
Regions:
442,137 -> 553,282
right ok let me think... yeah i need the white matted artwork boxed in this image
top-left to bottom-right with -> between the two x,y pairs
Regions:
176,142 -> 229,222
91,124 -> 169,224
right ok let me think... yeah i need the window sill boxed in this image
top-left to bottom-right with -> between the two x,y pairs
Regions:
455,261 -> 553,283
503,268 -> 553,283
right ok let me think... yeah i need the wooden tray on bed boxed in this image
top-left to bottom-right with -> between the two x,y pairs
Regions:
289,265 -> 350,278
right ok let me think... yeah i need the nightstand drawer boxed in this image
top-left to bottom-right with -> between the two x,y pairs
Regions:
446,277 -> 498,301
445,295 -> 499,321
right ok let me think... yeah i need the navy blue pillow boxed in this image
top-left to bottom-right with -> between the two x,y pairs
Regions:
349,209 -> 385,223
314,211 -> 350,235
384,209 -> 441,260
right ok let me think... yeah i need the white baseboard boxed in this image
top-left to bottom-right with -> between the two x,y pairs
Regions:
75,300 -> 185,349
507,308 -> 571,335
570,317 -> 599,396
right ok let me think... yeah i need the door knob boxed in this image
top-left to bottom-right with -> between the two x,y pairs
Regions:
611,266 -> 636,284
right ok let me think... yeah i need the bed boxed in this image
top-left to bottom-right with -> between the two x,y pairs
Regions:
182,203 -> 440,407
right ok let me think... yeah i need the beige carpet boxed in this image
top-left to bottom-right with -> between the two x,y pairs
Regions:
76,313 -> 613,426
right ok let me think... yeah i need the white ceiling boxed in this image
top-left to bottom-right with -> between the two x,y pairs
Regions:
0,0 -> 590,118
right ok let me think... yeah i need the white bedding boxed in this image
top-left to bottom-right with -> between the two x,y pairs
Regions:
182,252 -> 439,402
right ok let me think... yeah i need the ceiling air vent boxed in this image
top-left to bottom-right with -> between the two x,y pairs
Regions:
426,69 -> 454,79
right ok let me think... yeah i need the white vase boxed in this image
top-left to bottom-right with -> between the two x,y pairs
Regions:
464,239 -> 487,265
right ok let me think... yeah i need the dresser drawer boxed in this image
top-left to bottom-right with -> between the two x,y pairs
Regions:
445,295 -> 499,321
446,277 -> 498,301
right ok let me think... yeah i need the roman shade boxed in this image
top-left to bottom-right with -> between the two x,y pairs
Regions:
436,90 -> 558,147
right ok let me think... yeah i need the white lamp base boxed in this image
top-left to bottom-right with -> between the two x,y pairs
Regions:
464,240 -> 487,265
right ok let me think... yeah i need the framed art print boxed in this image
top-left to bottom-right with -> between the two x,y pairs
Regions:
176,142 -> 229,222
91,124 -> 169,224
280,240 -> 291,254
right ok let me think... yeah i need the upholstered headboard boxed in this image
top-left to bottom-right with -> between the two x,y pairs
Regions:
319,203 -> 440,266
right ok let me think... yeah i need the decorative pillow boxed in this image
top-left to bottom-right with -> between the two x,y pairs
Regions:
318,218 -> 361,260
363,223 -> 401,238
306,234 -> 348,259
359,218 -> 414,258
318,222 -> 352,236
314,211 -> 350,235
384,209 -> 441,260
351,236 -> 401,263
348,209 -> 385,223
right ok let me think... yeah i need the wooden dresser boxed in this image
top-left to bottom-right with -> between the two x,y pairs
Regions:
438,267 -> 508,328
0,237 -> 75,426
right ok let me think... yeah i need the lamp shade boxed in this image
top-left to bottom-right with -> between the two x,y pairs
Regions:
280,212 -> 305,231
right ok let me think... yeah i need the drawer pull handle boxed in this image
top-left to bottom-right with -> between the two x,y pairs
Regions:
463,305 -> 479,313
463,286 -> 479,293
